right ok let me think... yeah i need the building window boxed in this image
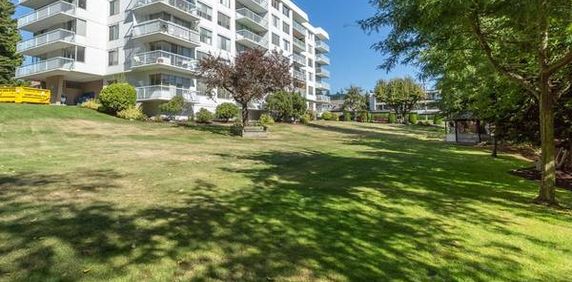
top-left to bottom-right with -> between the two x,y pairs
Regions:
282,22 -> 290,34
282,5 -> 290,17
197,1 -> 212,21
200,28 -> 212,45
78,0 -> 86,9
109,24 -> 119,41
108,49 -> 118,66
217,12 -> 231,29
283,39 -> 290,51
63,47 -> 85,62
109,0 -> 119,16
218,35 -> 230,51
219,0 -> 229,8
272,15 -> 279,28
272,0 -> 279,10
272,33 -> 279,46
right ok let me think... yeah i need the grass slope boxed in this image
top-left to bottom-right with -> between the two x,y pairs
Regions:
0,104 -> 571,281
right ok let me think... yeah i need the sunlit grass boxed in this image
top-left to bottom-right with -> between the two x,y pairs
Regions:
0,104 -> 571,281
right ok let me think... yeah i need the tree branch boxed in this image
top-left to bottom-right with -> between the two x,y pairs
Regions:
547,51 -> 572,76
468,12 -> 539,97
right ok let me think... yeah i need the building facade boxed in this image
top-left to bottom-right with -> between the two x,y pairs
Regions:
368,90 -> 441,118
15,0 -> 331,115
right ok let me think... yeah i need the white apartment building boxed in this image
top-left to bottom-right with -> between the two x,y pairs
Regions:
15,0 -> 331,116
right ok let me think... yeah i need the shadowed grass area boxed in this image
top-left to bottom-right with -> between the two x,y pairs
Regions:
0,104 -> 571,281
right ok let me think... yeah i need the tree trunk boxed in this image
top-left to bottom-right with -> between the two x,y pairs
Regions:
535,83 -> 557,205
492,134 -> 498,158
241,103 -> 249,127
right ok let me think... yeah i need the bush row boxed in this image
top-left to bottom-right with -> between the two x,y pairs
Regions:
319,111 -> 445,125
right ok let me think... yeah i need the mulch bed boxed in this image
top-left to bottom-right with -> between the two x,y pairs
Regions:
511,167 -> 572,191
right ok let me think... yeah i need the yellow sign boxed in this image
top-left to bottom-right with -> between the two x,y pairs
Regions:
0,87 -> 50,104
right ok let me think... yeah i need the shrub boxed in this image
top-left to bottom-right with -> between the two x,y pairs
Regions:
215,102 -> 240,122
80,99 -> 101,111
343,111 -> 352,121
321,111 -> 333,120
300,113 -> 312,124
230,121 -> 243,136
357,111 -> 369,123
195,108 -> 214,124
388,113 -> 397,124
306,110 -> 316,121
117,106 -> 146,121
259,113 -> 275,127
265,91 -> 307,122
159,95 -> 185,120
98,83 -> 136,115
372,113 -> 389,123
433,115 -> 444,125
409,113 -> 419,124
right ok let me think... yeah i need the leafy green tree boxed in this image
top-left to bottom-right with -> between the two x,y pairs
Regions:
159,95 -> 185,120
374,77 -> 425,124
342,86 -> 367,121
265,91 -> 307,122
0,0 -> 22,84
361,0 -> 572,205
215,102 -> 240,122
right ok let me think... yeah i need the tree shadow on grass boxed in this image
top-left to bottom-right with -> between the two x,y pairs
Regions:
1,125 -> 571,281
176,122 -> 232,136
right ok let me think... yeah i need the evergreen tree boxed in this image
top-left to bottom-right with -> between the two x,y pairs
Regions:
0,0 -> 22,84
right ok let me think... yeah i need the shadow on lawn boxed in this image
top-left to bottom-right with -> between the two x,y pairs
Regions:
1,124 -> 570,280
176,122 -> 232,136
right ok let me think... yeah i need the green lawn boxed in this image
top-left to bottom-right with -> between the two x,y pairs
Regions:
0,104 -> 571,281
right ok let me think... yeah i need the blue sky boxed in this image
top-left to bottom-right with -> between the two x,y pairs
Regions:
296,0 -> 421,93
13,0 -> 422,92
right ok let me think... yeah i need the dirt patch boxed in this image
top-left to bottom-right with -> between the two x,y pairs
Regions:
510,167 -> 572,191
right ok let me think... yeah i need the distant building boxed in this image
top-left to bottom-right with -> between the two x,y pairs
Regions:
369,90 -> 441,118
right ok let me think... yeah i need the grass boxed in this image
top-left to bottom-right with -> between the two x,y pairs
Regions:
0,104 -> 571,281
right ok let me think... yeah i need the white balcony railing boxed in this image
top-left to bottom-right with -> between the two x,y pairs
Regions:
316,54 -> 330,64
131,50 -> 197,71
18,1 -> 75,28
316,81 -> 331,90
293,70 -> 305,81
317,95 -> 331,102
293,21 -> 307,34
236,29 -> 267,47
133,19 -> 200,45
236,7 -> 267,27
292,53 -> 305,65
17,29 -> 75,53
136,85 -> 197,102
316,40 -> 330,52
316,68 -> 330,77
134,0 -> 197,16
293,37 -> 305,50
16,57 -> 74,77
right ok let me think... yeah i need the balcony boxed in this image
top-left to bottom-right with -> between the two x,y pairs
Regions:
316,81 -> 330,90
131,50 -> 197,73
236,29 -> 268,50
316,54 -> 330,65
132,19 -> 200,48
17,29 -> 76,56
236,0 -> 267,14
293,70 -> 305,81
316,95 -> 331,102
292,53 -> 305,66
18,1 -> 76,32
293,37 -> 305,51
16,57 -> 74,79
133,0 -> 199,22
316,41 -> 330,52
236,7 -> 268,32
136,85 -> 197,102
293,21 -> 307,38
316,68 -> 330,78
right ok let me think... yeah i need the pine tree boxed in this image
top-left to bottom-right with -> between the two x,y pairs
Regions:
0,0 -> 22,84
